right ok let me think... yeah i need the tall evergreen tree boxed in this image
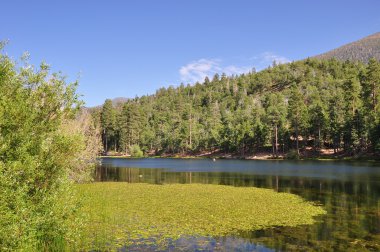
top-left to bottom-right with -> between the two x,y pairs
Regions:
264,93 -> 287,157
100,99 -> 116,152
287,86 -> 308,154
362,58 -> 380,116
308,86 -> 328,151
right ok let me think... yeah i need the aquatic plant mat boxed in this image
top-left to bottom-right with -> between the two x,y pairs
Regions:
76,183 -> 326,250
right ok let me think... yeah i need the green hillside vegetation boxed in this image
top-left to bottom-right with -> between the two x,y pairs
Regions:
94,58 -> 380,158
315,32 -> 380,63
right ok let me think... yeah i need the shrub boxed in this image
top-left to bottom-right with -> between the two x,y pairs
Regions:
0,48 -> 86,250
285,149 -> 300,160
129,145 -> 144,158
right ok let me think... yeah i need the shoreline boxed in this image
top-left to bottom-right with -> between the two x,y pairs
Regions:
98,152 -> 380,162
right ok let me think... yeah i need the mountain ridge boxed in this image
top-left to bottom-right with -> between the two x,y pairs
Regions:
94,32 -> 380,107
313,32 -> 380,62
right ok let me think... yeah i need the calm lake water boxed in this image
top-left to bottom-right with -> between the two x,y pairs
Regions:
96,158 -> 380,251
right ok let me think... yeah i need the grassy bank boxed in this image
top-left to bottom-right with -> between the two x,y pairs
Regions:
75,183 -> 326,250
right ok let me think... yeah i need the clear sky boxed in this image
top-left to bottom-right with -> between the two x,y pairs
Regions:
1,0 -> 379,106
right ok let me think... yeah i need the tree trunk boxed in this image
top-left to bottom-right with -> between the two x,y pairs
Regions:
304,130 -> 307,153
189,113 -> 192,149
318,126 -> 321,149
373,83 -> 376,113
272,131 -> 275,157
275,124 -> 278,157
295,122 -> 299,154
105,134 -> 108,153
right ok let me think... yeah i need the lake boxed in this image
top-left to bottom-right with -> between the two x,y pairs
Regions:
96,158 -> 380,251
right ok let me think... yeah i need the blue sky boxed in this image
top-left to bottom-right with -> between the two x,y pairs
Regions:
1,0 -> 379,106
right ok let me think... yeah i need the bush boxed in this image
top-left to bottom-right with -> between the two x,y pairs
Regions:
129,145 -> 144,158
285,149 -> 300,160
0,49 -> 85,250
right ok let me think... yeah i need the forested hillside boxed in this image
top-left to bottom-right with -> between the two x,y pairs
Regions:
315,32 -> 380,63
92,58 -> 380,158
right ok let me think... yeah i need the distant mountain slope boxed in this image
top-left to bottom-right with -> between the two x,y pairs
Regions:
111,97 -> 129,106
87,97 -> 129,109
314,32 -> 380,62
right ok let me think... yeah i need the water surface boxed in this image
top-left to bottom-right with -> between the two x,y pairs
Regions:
96,158 -> 380,251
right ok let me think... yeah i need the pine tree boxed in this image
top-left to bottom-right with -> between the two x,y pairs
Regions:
329,89 -> 345,153
362,58 -> 380,116
264,93 -> 287,157
100,99 -> 116,152
362,58 -> 380,149
288,86 -> 308,154
308,86 -> 328,151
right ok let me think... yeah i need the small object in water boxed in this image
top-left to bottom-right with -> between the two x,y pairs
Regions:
213,158 -> 216,162
139,174 -> 143,178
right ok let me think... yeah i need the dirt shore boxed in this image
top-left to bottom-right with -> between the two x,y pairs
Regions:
101,148 -> 380,161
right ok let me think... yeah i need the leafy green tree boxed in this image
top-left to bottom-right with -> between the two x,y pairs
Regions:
0,51 -> 85,250
129,144 -> 144,157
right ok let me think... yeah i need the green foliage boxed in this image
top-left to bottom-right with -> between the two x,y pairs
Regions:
100,99 -> 117,152
77,183 -> 326,250
0,51 -> 85,250
129,144 -> 144,158
264,93 -> 287,156
285,149 -> 300,160
288,85 -> 309,152
94,58 -> 380,157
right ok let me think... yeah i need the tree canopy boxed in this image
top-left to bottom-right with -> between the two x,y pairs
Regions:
94,58 -> 380,157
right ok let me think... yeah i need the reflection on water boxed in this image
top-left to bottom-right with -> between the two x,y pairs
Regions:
96,158 -> 380,251
124,236 -> 274,252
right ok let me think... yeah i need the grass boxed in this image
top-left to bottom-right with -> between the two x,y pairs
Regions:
75,183 -> 326,250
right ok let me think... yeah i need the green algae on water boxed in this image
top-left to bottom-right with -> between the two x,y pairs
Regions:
76,183 -> 326,250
